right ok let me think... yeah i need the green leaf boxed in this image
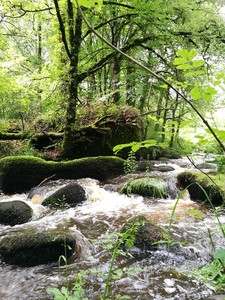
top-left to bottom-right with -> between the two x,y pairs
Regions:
190,86 -> 201,100
113,142 -> 134,154
176,64 -> 191,70
188,49 -> 197,60
203,92 -> 212,101
180,120 -> 196,128
160,84 -> 168,89
194,70 -> 206,75
213,248 -> 225,265
205,86 -> 217,95
131,143 -> 141,152
173,57 -> 187,65
77,0 -> 103,8
112,269 -> 123,280
216,73 -> 225,80
176,49 -> 189,59
47,288 -> 64,299
193,60 -> 205,68
184,71 -> 195,77
167,120 -> 178,126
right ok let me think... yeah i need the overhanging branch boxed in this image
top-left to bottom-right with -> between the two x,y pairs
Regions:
75,0 -> 225,152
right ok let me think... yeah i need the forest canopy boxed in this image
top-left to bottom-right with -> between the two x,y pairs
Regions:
1,0 -> 225,158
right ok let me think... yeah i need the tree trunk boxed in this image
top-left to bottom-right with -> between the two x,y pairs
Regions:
61,2 -> 83,158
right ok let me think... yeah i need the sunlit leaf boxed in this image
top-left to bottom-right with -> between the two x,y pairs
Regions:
188,49 -> 197,60
184,71 -> 195,77
193,60 -> 205,68
176,64 -> 191,70
205,86 -> 217,95
203,93 -> 212,101
180,120 -> 196,128
173,57 -> 187,65
167,120 -> 178,126
160,84 -> 168,89
77,0 -> 103,8
176,49 -> 189,59
190,86 -> 201,100
131,143 -> 141,152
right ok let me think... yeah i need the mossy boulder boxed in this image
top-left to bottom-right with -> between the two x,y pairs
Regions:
121,216 -> 164,258
42,182 -> 86,208
121,177 -> 168,198
117,145 -> 182,160
0,155 -> 124,194
177,171 -> 224,206
0,200 -> 33,226
62,120 -> 142,159
0,229 -> 76,267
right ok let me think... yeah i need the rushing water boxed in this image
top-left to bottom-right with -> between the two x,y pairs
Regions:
0,154 -> 224,300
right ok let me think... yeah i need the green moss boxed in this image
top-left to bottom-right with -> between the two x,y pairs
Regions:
0,155 -> 124,194
121,177 -> 168,198
0,229 -> 76,266
177,171 -> 225,206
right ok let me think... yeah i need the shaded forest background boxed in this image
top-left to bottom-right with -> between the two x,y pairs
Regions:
1,0 -> 225,159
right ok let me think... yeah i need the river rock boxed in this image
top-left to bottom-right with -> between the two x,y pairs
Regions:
153,164 -> 175,172
0,200 -> 33,226
0,155 -> 124,194
42,182 -> 86,208
196,162 -> 217,172
121,177 -> 168,198
121,216 -> 164,259
0,229 -> 76,267
177,171 -> 224,205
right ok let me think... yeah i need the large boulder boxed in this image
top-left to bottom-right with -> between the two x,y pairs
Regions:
0,200 -> 33,226
121,177 -> 168,198
42,182 -> 86,208
0,229 -> 76,267
177,171 -> 224,206
0,156 -> 124,194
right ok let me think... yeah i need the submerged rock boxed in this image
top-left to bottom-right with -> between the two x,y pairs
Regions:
121,177 -> 168,198
121,216 -> 164,259
177,171 -> 224,206
0,229 -> 76,267
0,200 -> 33,226
42,182 -> 86,208
0,155 -> 124,194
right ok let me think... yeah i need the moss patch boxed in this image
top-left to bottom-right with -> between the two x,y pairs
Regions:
0,229 -> 76,267
121,177 -> 168,198
177,171 -> 224,206
0,200 -> 33,226
0,155 -> 124,194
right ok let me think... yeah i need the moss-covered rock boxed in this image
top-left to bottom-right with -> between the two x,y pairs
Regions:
62,121 -> 142,159
0,200 -> 33,226
121,216 -> 164,259
0,155 -> 124,194
121,177 -> 168,198
177,171 -> 224,206
117,145 -> 182,160
0,229 -> 76,267
42,182 -> 86,208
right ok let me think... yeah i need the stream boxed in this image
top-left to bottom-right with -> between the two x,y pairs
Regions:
0,154 -> 225,300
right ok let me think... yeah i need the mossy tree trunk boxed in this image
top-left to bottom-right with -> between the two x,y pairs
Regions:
63,2 -> 83,158
53,0 -> 83,159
